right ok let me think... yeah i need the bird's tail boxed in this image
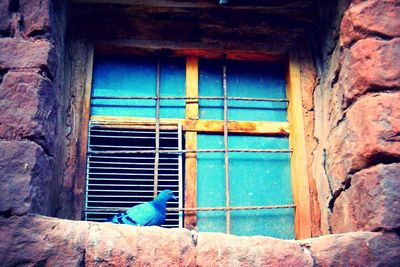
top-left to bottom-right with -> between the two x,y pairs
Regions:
105,216 -> 115,222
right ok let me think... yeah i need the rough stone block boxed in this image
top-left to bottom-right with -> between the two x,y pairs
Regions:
326,92 -> 400,188
307,231 -> 400,267
329,163 -> 400,233
0,0 -> 10,34
0,38 -> 56,76
0,141 -> 52,215
338,38 -> 400,108
0,215 -> 196,266
85,225 -> 196,266
196,232 -> 313,266
0,71 -> 57,155
0,215 -> 88,266
20,0 -> 51,37
341,0 -> 400,47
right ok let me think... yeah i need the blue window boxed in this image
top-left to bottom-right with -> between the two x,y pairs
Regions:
84,53 -> 296,239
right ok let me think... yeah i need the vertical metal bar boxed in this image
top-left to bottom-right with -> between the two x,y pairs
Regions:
177,123 -> 183,228
154,58 -> 161,198
84,120 -> 92,221
223,59 -> 230,234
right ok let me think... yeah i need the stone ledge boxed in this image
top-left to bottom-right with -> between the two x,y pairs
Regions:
0,214 -> 399,266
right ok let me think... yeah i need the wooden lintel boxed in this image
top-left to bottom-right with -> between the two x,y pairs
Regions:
287,52 -> 312,239
95,41 -> 285,62
90,116 -> 290,135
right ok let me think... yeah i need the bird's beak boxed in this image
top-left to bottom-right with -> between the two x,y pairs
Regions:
172,194 -> 177,200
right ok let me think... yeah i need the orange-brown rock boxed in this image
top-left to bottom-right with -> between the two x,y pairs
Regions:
326,92 -> 400,188
307,231 -> 400,267
0,71 -> 57,154
329,163 -> 400,233
341,0 -> 400,47
1,215 -> 400,266
338,38 -> 400,109
0,141 -> 52,215
0,38 -> 56,76
20,0 -> 52,37
0,215 -> 196,267
196,232 -> 313,266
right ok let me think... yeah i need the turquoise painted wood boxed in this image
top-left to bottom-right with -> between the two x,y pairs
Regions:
197,134 -> 294,239
199,59 -> 288,122
91,55 -> 186,118
90,55 -> 294,238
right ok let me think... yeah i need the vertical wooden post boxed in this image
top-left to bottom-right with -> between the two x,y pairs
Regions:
185,57 -> 199,229
77,43 -> 94,219
186,57 -> 199,120
287,52 -> 312,239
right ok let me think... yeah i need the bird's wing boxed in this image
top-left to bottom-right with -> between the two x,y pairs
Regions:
126,202 -> 157,226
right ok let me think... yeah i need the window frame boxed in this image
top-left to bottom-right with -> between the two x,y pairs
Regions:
78,43 -> 311,239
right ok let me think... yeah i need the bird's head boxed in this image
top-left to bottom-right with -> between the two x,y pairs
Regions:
156,189 -> 177,202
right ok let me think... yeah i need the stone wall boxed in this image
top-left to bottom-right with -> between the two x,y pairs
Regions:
312,0 -> 400,235
0,0 -> 399,265
0,0 -> 67,217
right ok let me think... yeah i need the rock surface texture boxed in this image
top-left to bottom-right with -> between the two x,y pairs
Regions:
0,0 -> 61,218
313,0 -> 400,236
0,215 -> 399,267
0,0 -> 399,266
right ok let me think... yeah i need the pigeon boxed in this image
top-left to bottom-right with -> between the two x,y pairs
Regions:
106,189 -> 177,226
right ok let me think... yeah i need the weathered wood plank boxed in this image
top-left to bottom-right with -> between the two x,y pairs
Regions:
184,131 -> 197,229
96,41 -> 285,61
70,1 -> 317,54
72,0 -> 316,15
186,57 -> 199,119
90,116 -> 290,135
78,44 -> 94,199
287,52 -> 312,239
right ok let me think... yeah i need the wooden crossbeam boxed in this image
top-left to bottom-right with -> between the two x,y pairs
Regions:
90,116 -> 290,135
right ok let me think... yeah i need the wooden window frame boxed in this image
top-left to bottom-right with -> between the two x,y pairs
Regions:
79,43 -> 311,239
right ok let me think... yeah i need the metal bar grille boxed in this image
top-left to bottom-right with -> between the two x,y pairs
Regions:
88,148 -> 292,155
84,121 -> 183,228
154,59 -> 161,198
223,60 -> 231,234
91,95 -> 288,102
85,204 -> 296,213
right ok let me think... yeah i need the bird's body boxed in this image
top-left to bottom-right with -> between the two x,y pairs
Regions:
107,189 -> 177,226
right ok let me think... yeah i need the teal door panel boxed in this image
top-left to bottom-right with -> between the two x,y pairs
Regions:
197,135 -> 226,233
197,134 -> 294,239
160,58 -> 186,118
91,55 -> 157,117
199,59 -> 288,122
91,55 -> 185,118
198,59 -> 224,120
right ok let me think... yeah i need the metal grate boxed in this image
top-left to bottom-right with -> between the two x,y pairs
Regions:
84,120 -> 183,228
